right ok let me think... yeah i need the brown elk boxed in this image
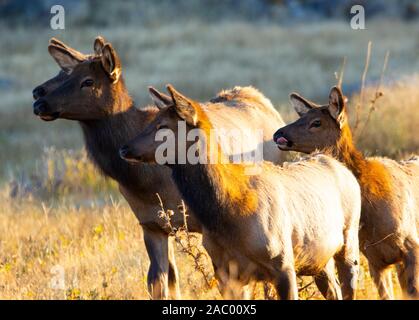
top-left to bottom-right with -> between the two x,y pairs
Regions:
273,86 -> 419,299
32,37 -> 286,299
120,84 -> 361,300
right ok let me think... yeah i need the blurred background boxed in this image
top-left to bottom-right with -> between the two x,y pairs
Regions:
1,0 -> 419,180
0,0 -> 418,299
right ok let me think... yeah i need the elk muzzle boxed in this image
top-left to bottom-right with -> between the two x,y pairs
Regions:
33,99 -> 60,121
32,86 -> 46,100
273,129 -> 293,150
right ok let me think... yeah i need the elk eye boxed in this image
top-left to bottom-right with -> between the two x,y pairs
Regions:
310,120 -> 321,128
81,79 -> 94,88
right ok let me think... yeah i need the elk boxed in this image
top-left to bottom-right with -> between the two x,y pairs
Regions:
32,37 -> 286,299
120,84 -> 362,300
273,86 -> 419,299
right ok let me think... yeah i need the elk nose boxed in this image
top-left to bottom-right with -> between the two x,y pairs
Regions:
33,99 -> 48,115
32,86 -> 46,100
273,130 -> 284,141
119,145 -> 132,159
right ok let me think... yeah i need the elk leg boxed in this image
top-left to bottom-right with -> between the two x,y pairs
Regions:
399,238 -> 419,299
334,257 -> 359,300
334,228 -> 360,300
368,262 -> 394,300
202,235 -> 230,297
143,227 -> 170,299
314,259 -> 342,300
168,237 -> 181,299
274,266 -> 298,300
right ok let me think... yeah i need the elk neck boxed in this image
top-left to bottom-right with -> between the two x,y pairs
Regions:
79,81 -> 160,190
335,122 -> 392,201
171,107 -> 258,232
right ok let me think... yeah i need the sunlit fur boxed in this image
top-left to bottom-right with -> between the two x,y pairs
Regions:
204,86 -> 285,164
337,123 -> 419,300
187,95 -> 260,217
276,87 -> 419,299
124,86 -> 362,300
32,38 -> 286,299
336,123 -> 393,201
179,86 -> 286,217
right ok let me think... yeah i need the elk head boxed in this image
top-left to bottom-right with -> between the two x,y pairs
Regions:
273,86 -> 347,153
32,36 -> 127,121
119,85 -> 203,164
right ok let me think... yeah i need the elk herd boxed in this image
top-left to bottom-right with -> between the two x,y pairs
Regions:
32,36 -> 419,300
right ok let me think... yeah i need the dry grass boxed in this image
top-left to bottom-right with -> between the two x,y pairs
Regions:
0,185 -> 403,300
0,191 -> 223,299
349,75 -> 419,158
0,147 -> 406,300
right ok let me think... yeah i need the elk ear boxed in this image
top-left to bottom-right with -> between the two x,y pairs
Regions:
49,37 -> 69,49
166,85 -> 198,126
94,36 -> 106,56
289,93 -> 316,117
149,87 -> 173,109
49,38 -> 87,62
101,43 -> 121,83
48,44 -> 83,73
328,86 -> 345,124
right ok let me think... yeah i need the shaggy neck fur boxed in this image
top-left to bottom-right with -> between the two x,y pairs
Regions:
334,118 -> 392,201
171,105 -> 258,232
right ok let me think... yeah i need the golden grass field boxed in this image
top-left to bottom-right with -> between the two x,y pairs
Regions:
0,177 -> 403,300
0,16 -> 419,299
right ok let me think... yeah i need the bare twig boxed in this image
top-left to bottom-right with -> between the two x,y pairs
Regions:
357,50 -> 389,138
353,41 -> 372,133
364,232 -> 395,251
299,280 -> 315,292
297,276 -> 317,299
155,194 -> 217,291
156,193 -> 174,232
336,56 -> 347,88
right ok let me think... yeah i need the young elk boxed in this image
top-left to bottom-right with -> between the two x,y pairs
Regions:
274,86 -> 419,299
32,38 -> 286,299
120,85 -> 361,300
